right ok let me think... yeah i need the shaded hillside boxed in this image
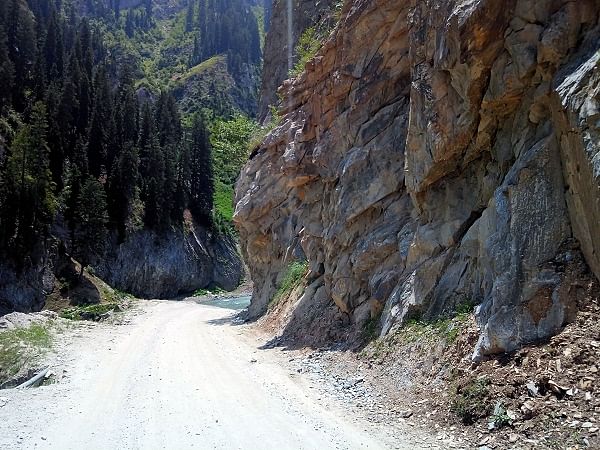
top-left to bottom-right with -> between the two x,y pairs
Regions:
0,0 -> 255,312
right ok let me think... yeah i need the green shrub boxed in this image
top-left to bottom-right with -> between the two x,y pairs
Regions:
60,303 -> 122,321
214,181 -> 235,223
489,402 -> 514,430
363,310 -> 383,342
270,261 -> 309,307
450,377 -> 492,424
192,286 -> 225,297
290,27 -> 321,77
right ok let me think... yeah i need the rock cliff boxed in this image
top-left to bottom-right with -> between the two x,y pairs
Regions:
258,0 -> 336,121
0,224 -> 243,314
235,0 -> 600,357
94,225 -> 243,299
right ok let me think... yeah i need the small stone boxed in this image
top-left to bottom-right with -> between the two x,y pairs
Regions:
398,410 -> 413,418
566,387 -> 578,397
509,434 -> 519,443
526,381 -> 539,397
589,427 -> 599,433
548,380 -> 568,395
582,422 -> 593,428
249,358 -> 257,363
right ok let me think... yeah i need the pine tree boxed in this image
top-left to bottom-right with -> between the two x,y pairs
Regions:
88,66 -> 111,177
125,10 -> 134,38
107,142 -> 140,241
143,136 -> 166,229
65,137 -> 89,239
0,24 -> 14,112
173,138 -> 191,222
73,177 -> 108,278
185,0 -> 195,32
116,66 -> 139,147
189,114 -> 214,227
7,0 -> 37,111
76,20 -> 94,81
4,102 -> 56,253
44,8 -> 64,80
144,0 -> 153,22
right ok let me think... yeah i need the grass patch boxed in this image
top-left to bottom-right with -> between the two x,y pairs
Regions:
360,302 -> 474,362
399,314 -> 467,344
176,56 -> 222,84
450,377 -> 492,424
247,105 -> 281,151
192,286 -> 226,297
0,323 -> 52,383
270,261 -> 309,308
362,310 -> 383,342
397,300 -> 475,344
60,303 -> 123,321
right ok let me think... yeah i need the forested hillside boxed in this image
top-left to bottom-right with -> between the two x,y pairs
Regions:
0,0 -> 263,312
0,0 -> 214,260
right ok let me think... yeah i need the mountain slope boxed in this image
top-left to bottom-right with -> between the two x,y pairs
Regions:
0,0 -> 266,313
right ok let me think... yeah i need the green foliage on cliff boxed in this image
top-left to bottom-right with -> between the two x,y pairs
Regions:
270,261 -> 309,308
290,27 -> 321,77
450,377 -> 492,425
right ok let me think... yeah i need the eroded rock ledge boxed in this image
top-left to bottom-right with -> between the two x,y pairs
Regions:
235,0 -> 600,358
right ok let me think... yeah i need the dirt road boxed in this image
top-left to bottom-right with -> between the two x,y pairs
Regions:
0,300 -> 427,450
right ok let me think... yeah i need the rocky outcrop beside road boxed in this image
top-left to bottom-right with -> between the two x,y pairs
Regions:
235,0 -> 600,357
0,223 -> 243,313
94,225 -> 243,299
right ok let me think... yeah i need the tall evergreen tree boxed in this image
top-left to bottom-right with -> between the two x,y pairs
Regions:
185,0 -> 195,32
87,66 -> 111,177
3,102 -> 55,254
0,24 -> 14,112
107,142 -> 140,241
73,177 -> 108,277
189,114 -> 213,227
44,8 -> 64,80
7,0 -> 36,111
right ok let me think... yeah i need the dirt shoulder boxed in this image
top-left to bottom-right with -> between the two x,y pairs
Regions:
253,280 -> 600,450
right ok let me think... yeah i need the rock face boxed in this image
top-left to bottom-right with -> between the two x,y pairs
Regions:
235,0 -> 600,357
0,224 -> 243,313
0,242 -> 59,316
94,225 -> 243,299
258,0 -> 336,121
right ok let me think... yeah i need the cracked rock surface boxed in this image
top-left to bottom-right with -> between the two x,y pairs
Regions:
235,0 -> 600,357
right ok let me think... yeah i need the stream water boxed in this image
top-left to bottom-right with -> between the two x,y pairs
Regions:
196,295 -> 252,311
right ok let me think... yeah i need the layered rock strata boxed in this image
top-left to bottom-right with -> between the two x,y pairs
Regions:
235,0 -> 600,357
